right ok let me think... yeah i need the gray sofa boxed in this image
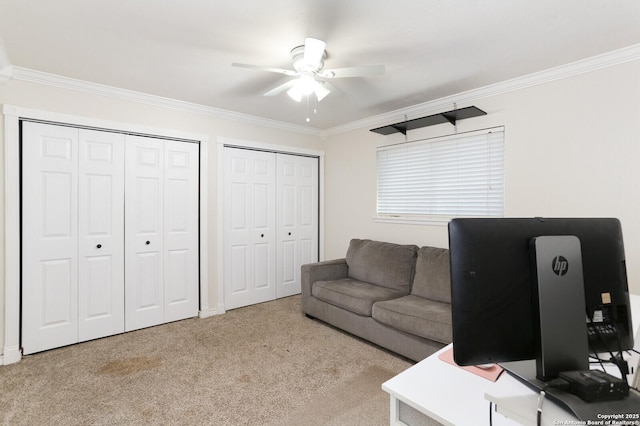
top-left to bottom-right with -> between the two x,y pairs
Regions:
301,239 -> 453,362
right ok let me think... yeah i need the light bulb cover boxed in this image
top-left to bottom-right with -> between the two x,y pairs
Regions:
287,75 -> 331,102
286,84 -> 303,102
314,82 -> 330,102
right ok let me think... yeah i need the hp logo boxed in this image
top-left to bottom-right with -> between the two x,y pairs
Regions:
552,256 -> 569,276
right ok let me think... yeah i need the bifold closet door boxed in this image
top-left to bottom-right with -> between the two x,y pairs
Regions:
276,154 -> 319,298
22,123 -> 125,355
223,147 -> 277,310
125,136 -> 199,331
125,136 -> 164,331
163,140 -> 200,323
223,147 -> 319,310
78,129 -> 125,342
22,123 -> 80,354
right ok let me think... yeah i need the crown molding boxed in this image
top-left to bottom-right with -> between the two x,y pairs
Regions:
0,65 -> 12,84
0,37 -> 11,84
10,67 -> 323,137
5,42 -> 640,138
0,37 -> 10,68
323,42 -> 640,136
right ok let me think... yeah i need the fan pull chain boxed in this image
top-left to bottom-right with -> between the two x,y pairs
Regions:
305,94 -> 319,122
303,93 -> 321,123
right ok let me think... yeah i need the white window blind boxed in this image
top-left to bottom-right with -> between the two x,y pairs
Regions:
376,128 -> 504,219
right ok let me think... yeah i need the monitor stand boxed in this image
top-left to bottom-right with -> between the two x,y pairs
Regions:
530,235 -> 589,380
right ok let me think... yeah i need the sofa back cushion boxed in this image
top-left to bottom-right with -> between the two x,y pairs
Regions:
411,246 -> 451,303
346,239 -> 418,293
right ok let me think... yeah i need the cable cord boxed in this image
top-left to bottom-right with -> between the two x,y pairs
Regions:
588,311 -> 626,378
537,390 -> 545,426
590,352 -> 607,372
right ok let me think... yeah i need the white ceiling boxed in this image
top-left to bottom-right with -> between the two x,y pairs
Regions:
1,0 -> 639,131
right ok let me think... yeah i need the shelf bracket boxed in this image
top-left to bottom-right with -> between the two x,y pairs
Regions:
442,112 -> 457,126
391,124 -> 407,135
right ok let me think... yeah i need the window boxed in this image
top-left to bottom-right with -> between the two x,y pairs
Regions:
376,127 -> 504,221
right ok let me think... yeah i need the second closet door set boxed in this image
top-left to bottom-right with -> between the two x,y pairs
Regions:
22,121 -> 199,355
223,147 -> 319,310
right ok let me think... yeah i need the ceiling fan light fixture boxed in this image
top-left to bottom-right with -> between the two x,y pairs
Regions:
286,84 -> 304,102
314,82 -> 330,102
287,73 -> 329,102
232,36 -> 383,120
298,73 -> 317,95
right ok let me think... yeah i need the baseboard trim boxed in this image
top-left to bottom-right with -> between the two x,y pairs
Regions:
198,307 -> 221,318
2,344 -> 22,365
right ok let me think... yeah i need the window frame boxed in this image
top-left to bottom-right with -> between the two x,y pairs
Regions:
375,126 -> 505,225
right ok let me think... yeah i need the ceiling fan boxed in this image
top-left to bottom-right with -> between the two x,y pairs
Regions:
232,37 -> 385,103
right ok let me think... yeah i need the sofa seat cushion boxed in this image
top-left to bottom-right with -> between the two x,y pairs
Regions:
372,295 -> 452,344
312,279 -> 405,316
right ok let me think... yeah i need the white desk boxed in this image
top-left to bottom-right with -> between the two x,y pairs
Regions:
382,295 -> 640,426
382,343 -> 519,425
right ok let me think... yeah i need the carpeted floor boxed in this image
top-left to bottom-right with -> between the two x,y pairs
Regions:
0,295 -> 413,425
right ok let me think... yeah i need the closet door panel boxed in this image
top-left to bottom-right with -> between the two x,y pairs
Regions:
223,148 -> 276,310
164,141 -> 199,322
300,238 -> 314,266
281,240 -> 296,285
22,122 -> 79,355
78,129 -> 125,342
136,253 -> 162,306
125,136 -> 164,331
295,157 -> 319,270
276,154 -> 319,298
299,183 -> 317,267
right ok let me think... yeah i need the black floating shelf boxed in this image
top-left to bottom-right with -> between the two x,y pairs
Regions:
370,106 -> 487,135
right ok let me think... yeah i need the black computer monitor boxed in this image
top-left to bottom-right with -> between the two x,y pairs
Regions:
449,217 -> 633,379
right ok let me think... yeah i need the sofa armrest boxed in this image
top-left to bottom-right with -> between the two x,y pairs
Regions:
301,258 -> 348,305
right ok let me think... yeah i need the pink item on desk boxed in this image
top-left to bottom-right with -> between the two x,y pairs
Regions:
438,347 -> 504,382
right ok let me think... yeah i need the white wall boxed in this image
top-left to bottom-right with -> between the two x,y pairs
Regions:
0,78 -> 325,358
2,56 -> 639,361
323,60 -> 640,295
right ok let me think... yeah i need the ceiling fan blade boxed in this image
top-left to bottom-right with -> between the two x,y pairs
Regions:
263,79 -> 298,97
320,80 -> 343,96
303,38 -> 326,67
232,62 -> 298,76
320,64 -> 385,78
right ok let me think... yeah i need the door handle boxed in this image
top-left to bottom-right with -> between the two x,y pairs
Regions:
96,244 -> 102,249
260,234 -> 264,238
146,240 -> 151,245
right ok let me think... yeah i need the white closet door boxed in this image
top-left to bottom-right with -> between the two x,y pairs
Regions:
223,147 -> 277,310
164,141 -> 199,322
125,135 -> 165,331
276,154 -> 319,298
78,129 -> 125,342
22,122 -> 79,355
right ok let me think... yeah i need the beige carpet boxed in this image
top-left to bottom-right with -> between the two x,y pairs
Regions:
0,295 -> 412,425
